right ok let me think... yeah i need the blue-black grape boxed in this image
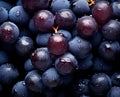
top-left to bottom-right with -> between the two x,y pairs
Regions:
102,20 -> 120,40
0,1 -> 12,11
24,59 -> 35,72
50,0 -> 70,13
78,53 -> 93,70
111,72 -> 120,87
107,86 -> 120,97
89,73 -> 112,96
0,63 -> 19,84
99,41 -> 120,61
71,0 -> 90,16
0,7 -> 8,24
24,70 -> 43,93
36,33 -> 51,47
12,81 -> 34,97
58,29 -> 72,41
29,19 -> 38,34
69,36 -> 92,59
111,1 -> 120,19
42,68 -> 60,88
9,6 -> 30,25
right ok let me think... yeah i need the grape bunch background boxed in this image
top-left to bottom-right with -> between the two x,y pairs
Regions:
0,0 -> 120,97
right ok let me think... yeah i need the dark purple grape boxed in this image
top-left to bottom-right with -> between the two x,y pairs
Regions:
22,0 -> 49,14
55,9 -> 76,29
50,0 -> 70,13
42,68 -> 60,88
48,33 -> 68,55
34,10 -> 54,32
0,21 -> 19,44
92,1 -> 112,25
55,53 -> 78,75
30,47 -> 52,71
102,20 -> 120,40
76,16 -> 98,38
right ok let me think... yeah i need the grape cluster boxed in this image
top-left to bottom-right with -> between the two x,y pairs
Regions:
0,0 -> 120,97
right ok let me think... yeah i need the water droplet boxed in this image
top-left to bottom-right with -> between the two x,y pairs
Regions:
14,89 -> 17,94
77,39 -> 81,43
16,10 -> 20,16
22,82 -> 25,86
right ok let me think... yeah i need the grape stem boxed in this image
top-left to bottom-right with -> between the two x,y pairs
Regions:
86,0 -> 95,6
52,26 -> 59,33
